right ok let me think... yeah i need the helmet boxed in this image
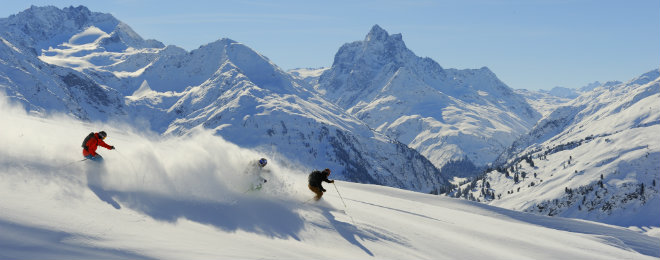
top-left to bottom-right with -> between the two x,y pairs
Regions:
98,131 -> 107,139
258,158 -> 267,167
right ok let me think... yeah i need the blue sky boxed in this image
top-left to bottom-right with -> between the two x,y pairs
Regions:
2,0 -> 658,90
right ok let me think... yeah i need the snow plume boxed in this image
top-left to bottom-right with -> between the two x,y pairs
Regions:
0,92 -> 311,214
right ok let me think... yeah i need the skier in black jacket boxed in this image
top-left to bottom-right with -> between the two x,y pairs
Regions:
308,168 -> 334,201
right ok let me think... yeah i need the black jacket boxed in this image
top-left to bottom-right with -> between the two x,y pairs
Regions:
308,170 -> 332,190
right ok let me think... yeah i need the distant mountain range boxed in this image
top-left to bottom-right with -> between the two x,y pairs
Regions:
538,81 -> 624,100
1,5 -> 657,226
450,70 -> 660,227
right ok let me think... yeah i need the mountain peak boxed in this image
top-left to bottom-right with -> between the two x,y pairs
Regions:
365,24 -> 389,41
61,5 -> 93,16
628,69 -> 660,86
12,5 -> 106,28
364,25 -> 404,45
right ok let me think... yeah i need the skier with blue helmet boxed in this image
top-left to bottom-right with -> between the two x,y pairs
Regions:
244,158 -> 270,191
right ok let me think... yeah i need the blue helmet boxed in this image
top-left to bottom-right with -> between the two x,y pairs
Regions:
258,158 -> 267,167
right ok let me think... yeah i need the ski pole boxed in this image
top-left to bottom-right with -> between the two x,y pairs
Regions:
333,182 -> 356,225
333,182 -> 348,209
60,158 -> 87,168
114,149 -> 143,184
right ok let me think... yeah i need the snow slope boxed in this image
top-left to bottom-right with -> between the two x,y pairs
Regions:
1,96 -> 658,259
452,70 -> 660,227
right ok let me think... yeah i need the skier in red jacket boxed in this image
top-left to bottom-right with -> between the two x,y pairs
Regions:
82,131 -> 115,162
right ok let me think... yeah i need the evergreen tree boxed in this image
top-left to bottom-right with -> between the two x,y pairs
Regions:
528,156 -> 535,167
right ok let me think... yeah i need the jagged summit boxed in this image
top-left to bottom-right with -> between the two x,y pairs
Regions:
328,25 -> 413,75
16,5 -> 98,27
362,25 -> 409,58
2,5 -> 116,40
365,24 -> 404,43
365,25 -> 389,41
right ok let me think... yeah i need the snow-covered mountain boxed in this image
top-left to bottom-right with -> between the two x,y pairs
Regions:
314,25 -> 541,175
1,5 -> 163,52
544,86 -> 581,99
515,89 -> 573,117
517,80 -> 628,117
577,81 -> 622,93
1,100 -> 658,259
288,67 -> 328,87
0,6 -> 137,120
0,6 -> 444,192
451,70 -> 660,227
0,34 -> 125,121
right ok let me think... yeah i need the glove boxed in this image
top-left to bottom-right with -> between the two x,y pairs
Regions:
330,180 -> 334,183
110,146 -> 115,150
321,188 -> 326,192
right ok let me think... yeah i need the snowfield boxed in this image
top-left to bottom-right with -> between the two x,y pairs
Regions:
1,95 -> 658,259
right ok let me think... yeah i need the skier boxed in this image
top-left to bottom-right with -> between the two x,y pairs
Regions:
308,168 -> 334,201
82,131 -> 115,162
244,158 -> 269,191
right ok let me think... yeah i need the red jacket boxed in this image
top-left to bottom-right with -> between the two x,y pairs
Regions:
82,133 -> 112,157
